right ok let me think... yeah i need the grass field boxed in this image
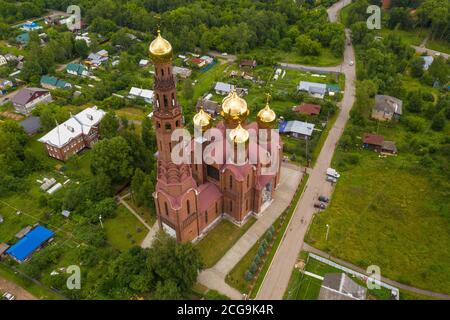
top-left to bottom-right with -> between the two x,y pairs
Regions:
426,38 -> 450,55
196,218 -> 256,268
306,151 -> 450,294
104,205 -> 147,251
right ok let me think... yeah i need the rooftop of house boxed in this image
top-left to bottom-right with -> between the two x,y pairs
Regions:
363,133 -> 385,146
129,87 -> 154,100
279,120 -> 315,137
20,116 -> 41,135
293,103 -> 322,115
374,95 -> 403,115
319,273 -> 367,300
11,87 -> 49,106
38,106 -> 106,148
40,75 -> 71,88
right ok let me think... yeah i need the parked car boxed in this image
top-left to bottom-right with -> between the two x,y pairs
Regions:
2,292 -> 16,300
314,202 -> 327,210
326,176 -> 337,183
349,60 -> 354,66
326,168 -> 340,179
319,196 -> 329,203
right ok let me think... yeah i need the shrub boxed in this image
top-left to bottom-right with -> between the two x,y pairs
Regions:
244,270 -> 253,281
249,262 -> 257,273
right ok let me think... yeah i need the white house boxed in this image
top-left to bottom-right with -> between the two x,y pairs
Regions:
298,81 -> 327,99
172,66 -> 192,79
128,87 -> 154,104
214,82 -> 234,95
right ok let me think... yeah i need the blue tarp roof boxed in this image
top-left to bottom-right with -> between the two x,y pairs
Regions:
6,226 -> 54,262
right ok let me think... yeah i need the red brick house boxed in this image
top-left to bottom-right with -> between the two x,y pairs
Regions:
293,103 -> 322,116
38,106 -> 106,161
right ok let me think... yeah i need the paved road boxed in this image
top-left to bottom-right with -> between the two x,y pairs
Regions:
256,28 -> 356,300
303,243 -> 450,300
198,164 -> 303,299
327,0 -> 352,23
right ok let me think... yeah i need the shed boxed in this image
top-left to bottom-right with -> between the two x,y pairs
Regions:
6,226 -> 55,262
20,116 -> 41,136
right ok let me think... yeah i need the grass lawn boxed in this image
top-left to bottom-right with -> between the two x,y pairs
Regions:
104,205 -> 147,251
122,194 -> 157,227
306,152 -> 450,294
425,38 -> 450,55
378,28 -> 428,47
196,218 -> 256,268
115,107 -> 149,121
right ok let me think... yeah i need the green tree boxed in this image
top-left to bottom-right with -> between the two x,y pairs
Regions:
91,136 -> 134,182
100,111 -> 119,139
431,112 -> 446,131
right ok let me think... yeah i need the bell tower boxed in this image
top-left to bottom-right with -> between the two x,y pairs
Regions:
149,30 -> 199,243
150,30 -> 183,163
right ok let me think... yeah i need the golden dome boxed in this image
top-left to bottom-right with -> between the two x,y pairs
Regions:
220,89 -> 249,124
229,123 -> 250,144
149,30 -> 173,62
193,107 -> 212,131
257,93 -> 277,128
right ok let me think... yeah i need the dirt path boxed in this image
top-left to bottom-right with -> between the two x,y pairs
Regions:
0,276 -> 37,300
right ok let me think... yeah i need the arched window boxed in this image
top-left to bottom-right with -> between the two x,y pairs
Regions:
164,202 -> 169,216
229,176 -> 233,189
161,68 -> 165,76
164,95 -> 168,108
230,200 -> 233,213
187,200 -> 191,214
205,211 -> 208,224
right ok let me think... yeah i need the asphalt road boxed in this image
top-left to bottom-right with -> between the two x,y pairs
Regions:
256,28 -> 356,300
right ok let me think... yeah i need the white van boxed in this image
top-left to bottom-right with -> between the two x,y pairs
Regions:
326,168 -> 340,179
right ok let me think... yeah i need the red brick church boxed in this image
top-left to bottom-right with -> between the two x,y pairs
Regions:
149,31 -> 283,242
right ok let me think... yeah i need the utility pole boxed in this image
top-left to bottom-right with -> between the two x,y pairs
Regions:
99,215 -> 104,229
326,224 -> 330,241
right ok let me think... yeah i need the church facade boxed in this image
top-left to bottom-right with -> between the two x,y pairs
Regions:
149,31 -> 283,243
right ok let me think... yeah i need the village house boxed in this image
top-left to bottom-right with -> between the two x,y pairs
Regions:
214,82 -> 248,96
279,120 -> 315,139
128,87 -> 154,104
11,87 -> 52,115
239,59 -> 257,68
298,81 -> 327,99
38,106 -> 106,161
362,133 -> 397,155
172,66 -> 192,79
40,75 -> 72,90
85,50 -> 109,67
293,103 -> 322,116
75,34 -> 91,46
4,53 -> 17,62
66,63 -> 90,77
372,95 -> 403,122
196,97 -> 221,117
190,57 -> 206,68
16,33 -> 30,45
319,273 -> 367,300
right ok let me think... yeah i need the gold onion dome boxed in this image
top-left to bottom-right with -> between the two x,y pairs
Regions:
149,30 -> 173,62
229,123 -> 250,144
193,107 -> 212,131
220,89 -> 249,123
257,94 -> 277,128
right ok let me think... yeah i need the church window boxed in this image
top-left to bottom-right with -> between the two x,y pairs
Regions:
229,176 -> 233,189
164,202 -> 169,216
205,211 -> 208,224
187,200 -> 191,214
